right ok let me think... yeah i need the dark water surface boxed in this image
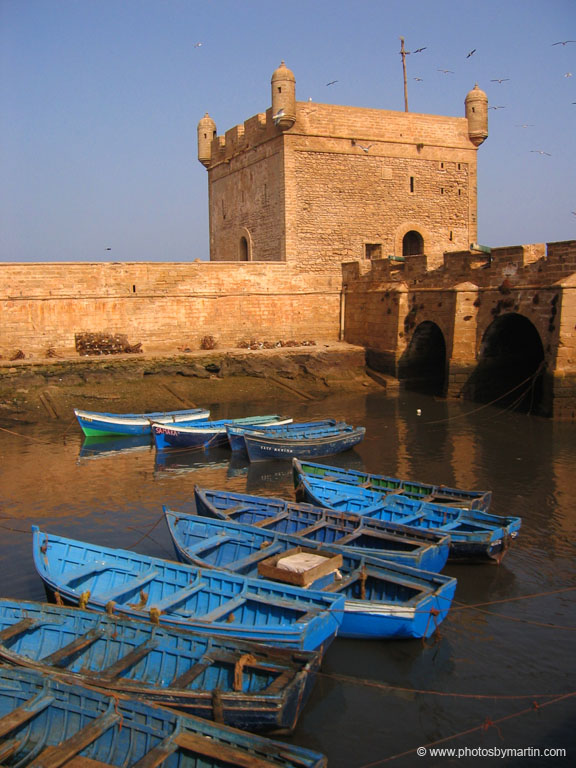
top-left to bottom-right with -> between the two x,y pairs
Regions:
1,390 -> 575,767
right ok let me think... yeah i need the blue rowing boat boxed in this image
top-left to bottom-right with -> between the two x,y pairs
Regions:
31,526 -> 344,652
0,665 -> 328,767
194,486 -> 451,573
74,407 -> 210,437
227,420 -> 343,453
292,458 -> 493,512
165,508 -> 457,640
152,414 -> 293,451
294,474 -> 521,563
241,424 -> 366,462
0,598 -> 320,732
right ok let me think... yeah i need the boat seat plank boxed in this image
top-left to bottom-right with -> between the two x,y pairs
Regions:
0,692 -> 54,738
262,669 -> 293,695
0,738 -> 22,762
0,617 -> 39,643
183,534 -> 232,554
130,738 -> 179,768
199,595 -> 246,623
225,543 -> 283,571
151,581 -> 207,612
61,562 -> 111,587
253,511 -> 289,528
294,521 -> 329,536
168,654 -> 214,689
244,591 -> 321,616
99,640 -> 158,680
32,709 -> 121,768
98,570 -> 159,603
173,731 -> 293,768
41,628 -> 104,667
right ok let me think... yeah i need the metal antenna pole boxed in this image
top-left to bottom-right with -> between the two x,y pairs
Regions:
400,37 -> 409,112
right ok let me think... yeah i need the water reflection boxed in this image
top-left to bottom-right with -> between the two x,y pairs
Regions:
1,390 -> 575,766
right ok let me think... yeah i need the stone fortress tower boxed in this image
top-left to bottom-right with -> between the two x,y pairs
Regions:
198,62 -> 488,269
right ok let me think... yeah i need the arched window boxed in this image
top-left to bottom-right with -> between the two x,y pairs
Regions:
402,230 -> 424,257
239,236 -> 249,261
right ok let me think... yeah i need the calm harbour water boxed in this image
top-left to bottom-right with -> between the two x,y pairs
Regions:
0,389 -> 575,767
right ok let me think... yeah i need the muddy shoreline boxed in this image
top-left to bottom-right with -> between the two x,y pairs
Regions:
0,342 -> 390,426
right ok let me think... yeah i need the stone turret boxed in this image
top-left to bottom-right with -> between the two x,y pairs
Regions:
271,61 -> 296,130
197,113 -> 217,167
465,84 -> 488,147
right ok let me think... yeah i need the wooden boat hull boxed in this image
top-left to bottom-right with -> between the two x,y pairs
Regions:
244,426 -> 366,462
194,486 -> 451,573
295,474 -> 521,563
292,458 -> 493,512
0,665 -> 327,767
227,420 -> 341,453
31,527 -> 344,653
74,407 -> 210,437
165,508 -> 457,640
152,415 -> 293,451
0,598 -> 320,733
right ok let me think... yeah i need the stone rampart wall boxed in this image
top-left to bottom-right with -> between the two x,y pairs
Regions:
0,261 -> 341,359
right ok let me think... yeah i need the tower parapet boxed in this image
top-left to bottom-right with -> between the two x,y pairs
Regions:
197,113 -> 217,167
465,84 -> 488,146
271,60 -> 296,130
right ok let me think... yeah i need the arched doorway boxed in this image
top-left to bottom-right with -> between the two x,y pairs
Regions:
402,230 -> 424,257
239,237 -> 249,261
398,321 -> 447,395
464,313 -> 547,415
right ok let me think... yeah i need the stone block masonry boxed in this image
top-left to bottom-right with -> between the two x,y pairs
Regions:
0,261 -> 342,359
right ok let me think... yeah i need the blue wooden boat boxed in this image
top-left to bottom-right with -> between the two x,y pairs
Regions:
0,598 -> 320,732
241,424 -> 366,462
294,475 -> 522,563
0,665 -> 327,767
164,508 -> 457,640
152,414 -> 293,451
31,526 -> 344,653
292,458 -> 493,512
194,486 -> 451,573
74,407 -> 211,437
227,420 -> 343,453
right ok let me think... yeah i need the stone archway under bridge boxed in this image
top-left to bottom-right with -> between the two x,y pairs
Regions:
398,321 -> 447,396
462,312 -> 548,416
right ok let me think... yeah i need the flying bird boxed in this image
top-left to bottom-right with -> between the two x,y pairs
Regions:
351,140 -> 373,152
194,42 -> 203,48
272,108 -> 284,125
413,77 -> 424,81
326,80 -> 338,86
488,105 -> 506,110
413,47 -> 427,53
516,124 -> 535,128
530,150 -> 551,156
564,72 -> 573,77
490,78 -> 510,83
466,49 -> 476,58
552,40 -> 576,46
437,69 -> 454,74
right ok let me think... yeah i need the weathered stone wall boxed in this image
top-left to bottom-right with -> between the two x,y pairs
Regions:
0,261 -> 341,359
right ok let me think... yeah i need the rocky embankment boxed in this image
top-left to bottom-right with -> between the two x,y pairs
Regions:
0,343 -> 390,426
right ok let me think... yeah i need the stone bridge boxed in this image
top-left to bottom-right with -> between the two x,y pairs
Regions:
342,240 -> 576,419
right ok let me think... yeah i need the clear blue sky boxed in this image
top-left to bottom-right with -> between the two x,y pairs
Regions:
1,0 -> 574,262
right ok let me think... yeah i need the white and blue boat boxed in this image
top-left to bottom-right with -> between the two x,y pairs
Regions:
227,420 -> 343,453
194,486 -> 451,573
164,507 -> 457,640
152,414 -> 293,451
294,474 -> 521,563
31,526 -> 344,653
74,406 -> 210,437
293,458 -> 493,512
0,665 -> 328,768
239,423 -> 366,462
0,597 -> 320,732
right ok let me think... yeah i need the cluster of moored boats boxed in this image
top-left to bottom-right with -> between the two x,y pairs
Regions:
73,406 -> 366,461
0,407 -> 522,767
